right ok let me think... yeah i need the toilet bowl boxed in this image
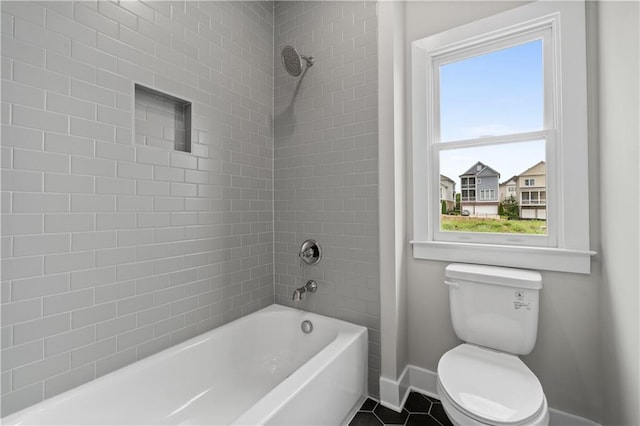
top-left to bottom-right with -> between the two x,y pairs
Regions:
437,344 -> 548,426
437,264 -> 549,426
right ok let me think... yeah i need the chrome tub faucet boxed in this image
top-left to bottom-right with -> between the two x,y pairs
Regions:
292,280 -> 318,301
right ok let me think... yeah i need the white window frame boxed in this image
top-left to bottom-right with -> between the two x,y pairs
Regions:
524,178 -> 536,187
411,1 -> 595,274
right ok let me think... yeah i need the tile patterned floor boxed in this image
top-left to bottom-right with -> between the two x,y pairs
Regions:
349,392 -> 453,426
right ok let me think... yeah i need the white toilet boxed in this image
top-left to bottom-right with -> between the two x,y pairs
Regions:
437,264 -> 549,426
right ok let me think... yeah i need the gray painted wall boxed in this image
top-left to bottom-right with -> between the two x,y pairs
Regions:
403,2 -> 603,421
272,1 -> 381,398
597,1 -> 640,425
1,1 -> 274,416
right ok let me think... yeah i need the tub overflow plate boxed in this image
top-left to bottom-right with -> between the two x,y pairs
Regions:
301,320 -> 313,334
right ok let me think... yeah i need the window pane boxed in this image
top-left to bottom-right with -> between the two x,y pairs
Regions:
439,140 -> 547,234
439,40 -> 543,142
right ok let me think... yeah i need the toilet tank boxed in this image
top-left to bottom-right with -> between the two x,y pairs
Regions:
445,263 -> 542,355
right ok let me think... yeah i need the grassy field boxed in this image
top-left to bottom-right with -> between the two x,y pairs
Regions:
441,215 -> 547,234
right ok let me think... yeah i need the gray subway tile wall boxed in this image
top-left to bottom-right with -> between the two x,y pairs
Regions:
272,1 -> 380,397
1,1 -> 275,416
1,0 -> 380,417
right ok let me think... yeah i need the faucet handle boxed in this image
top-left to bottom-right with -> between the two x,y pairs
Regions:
299,240 -> 322,265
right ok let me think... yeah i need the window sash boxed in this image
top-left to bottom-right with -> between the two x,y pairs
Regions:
429,26 -> 554,247
432,28 -> 554,145
434,134 -> 553,246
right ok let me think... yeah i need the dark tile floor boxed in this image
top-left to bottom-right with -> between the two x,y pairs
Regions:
349,392 -> 453,426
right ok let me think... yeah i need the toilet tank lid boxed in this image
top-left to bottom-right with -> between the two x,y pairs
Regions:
445,264 -> 542,289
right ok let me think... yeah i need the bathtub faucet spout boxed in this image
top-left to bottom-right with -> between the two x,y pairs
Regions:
292,280 -> 318,301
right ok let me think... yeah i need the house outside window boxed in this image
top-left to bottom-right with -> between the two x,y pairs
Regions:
440,175 -> 456,211
459,162 -> 500,217
499,176 -> 518,202
518,161 -> 546,219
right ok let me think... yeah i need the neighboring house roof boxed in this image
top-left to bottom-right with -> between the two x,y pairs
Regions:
518,160 -> 546,176
460,161 -> 500,178
440,174 -> 455,184
500,175 -> 518,186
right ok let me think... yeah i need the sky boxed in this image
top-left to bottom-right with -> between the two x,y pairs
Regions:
438,39 -> 546,187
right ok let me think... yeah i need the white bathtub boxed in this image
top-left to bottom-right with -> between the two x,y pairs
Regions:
2,304 -> 368,425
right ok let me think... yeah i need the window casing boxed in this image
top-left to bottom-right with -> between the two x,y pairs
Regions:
411,1 -> 594,273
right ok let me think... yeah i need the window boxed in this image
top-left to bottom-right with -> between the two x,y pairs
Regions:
522,191 -> 539,205
522,191 -> 546,206
411,1 -> 594,273
437,33 -> 548,240
480,189 -> 495,201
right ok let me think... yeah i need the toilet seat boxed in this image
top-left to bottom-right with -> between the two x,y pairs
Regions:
437,344 -> 546,425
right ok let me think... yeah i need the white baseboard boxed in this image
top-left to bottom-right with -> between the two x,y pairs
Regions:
407,364 -> 439,399
379,365 -> 600,426
379,365 -> 410,412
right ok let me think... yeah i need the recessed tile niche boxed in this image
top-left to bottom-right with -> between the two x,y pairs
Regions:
134,84 -> 192,153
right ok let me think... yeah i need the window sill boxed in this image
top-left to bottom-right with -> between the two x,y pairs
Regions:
410,240 -> 596,274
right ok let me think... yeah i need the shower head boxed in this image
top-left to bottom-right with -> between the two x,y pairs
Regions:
281,45 -> 314,77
